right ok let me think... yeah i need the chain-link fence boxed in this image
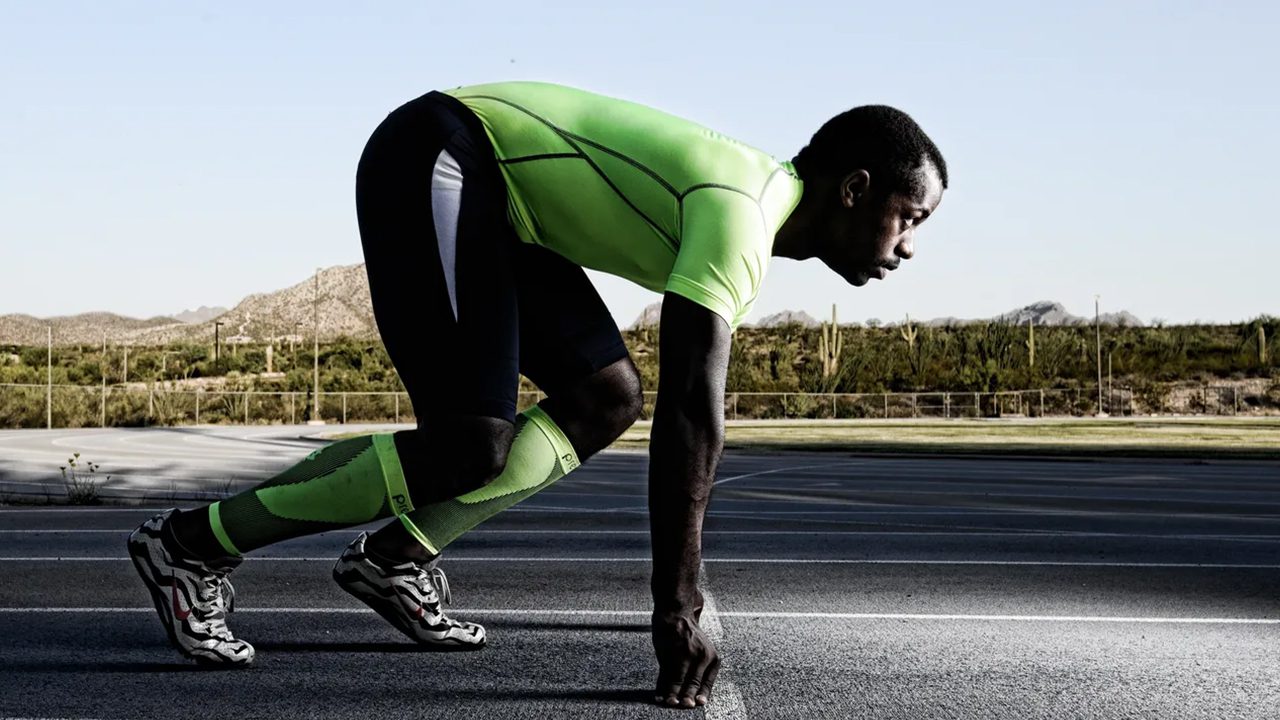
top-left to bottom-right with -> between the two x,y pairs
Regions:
2,380 -> 1275,429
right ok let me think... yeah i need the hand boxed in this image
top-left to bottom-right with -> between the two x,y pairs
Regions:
652,610 -> 720,709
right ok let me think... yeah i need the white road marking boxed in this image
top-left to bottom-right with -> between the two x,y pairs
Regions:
698,563 -> 748,719
0,607 -> 1276,624
1,528 -> 1278,542
712,461 -> 865,487
2,556 -> 1278,568
0,716 -> 106,720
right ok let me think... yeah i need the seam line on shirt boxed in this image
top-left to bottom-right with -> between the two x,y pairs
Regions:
459,94 -> 680,253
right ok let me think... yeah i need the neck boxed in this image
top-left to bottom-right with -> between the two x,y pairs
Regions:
772,183 -> 822,260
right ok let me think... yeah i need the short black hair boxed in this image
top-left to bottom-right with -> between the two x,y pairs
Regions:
792,105 -> 948,195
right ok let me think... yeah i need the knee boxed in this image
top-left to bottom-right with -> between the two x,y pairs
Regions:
396,417 -> 514,498
599,359 -> 644,432
450,422 -> 512,493
453,445 -> 509,493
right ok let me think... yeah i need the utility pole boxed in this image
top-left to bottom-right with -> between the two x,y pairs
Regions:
1094,295 -> 1103,416
46,326 -> 52,430
1107,351 -> 1113,416
311,267 -> 323,424
214,321 -> 224,371
101,334 -> 107,428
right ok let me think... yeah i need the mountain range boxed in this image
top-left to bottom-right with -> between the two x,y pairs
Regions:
627,300 -> 1144,329
2,265 -> 1147,346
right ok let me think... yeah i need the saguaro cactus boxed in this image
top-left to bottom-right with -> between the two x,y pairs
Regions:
900,314 -> 918,351
1026,318 -> 1036,369
819,304 -> 842,378
1261,325 -> 1269,366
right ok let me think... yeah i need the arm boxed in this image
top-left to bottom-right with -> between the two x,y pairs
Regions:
649,290 -> 732,709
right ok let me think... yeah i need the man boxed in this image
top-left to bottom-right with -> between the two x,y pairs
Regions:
127,81 -> 946,709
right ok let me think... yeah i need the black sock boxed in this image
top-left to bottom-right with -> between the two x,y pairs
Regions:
168,507 -> 232,561
364,537 -> 438,570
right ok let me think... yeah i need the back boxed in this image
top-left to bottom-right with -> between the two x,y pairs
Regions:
443,81 -> 803,331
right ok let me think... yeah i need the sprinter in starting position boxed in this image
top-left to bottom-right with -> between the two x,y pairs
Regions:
128,80 -> 947,709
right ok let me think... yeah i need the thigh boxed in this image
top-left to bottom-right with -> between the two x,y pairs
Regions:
356,94 -> 521,424
515,244 -> 631,398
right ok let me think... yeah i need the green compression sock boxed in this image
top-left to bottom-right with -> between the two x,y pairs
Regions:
399,404 -> 580,555
207,433 -> 413,556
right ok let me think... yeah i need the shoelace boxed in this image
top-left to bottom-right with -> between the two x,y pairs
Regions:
428,567 -> 451,606
195,572 -> 237,617
409,565 -> 452,607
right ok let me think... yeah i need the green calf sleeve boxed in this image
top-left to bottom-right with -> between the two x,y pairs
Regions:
398,405 -> 579,555
209,433 -> 412,556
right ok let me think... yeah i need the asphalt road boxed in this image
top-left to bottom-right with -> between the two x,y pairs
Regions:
1,426 -> 1278,719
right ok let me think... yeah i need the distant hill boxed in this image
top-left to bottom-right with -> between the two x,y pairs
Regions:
2,265 -> 377,346
0,288 -> 1159,347
0,312 -> 182,346
628,302 -> 663,330
928,300 -> 1146,328
171,306 -> 228,324
127,264 -> 376,345
751,310 -> 821,328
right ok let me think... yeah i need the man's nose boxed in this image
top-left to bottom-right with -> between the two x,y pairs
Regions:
895,236 -> 914,260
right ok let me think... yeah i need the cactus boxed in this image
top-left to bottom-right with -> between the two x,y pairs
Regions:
1025,318 -> 1036,369
900,314 -> 918,351
266,343 -> 274,374
1261,325 -> 1269,366
819,304 -> 842,378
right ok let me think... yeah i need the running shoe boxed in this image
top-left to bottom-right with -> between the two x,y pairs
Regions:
127,508 -> 255,666
332,531 -> 486,648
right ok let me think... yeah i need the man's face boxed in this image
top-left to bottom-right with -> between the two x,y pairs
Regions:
817,164 -> 944,286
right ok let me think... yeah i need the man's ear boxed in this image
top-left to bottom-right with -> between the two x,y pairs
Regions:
839,170 -> 871,208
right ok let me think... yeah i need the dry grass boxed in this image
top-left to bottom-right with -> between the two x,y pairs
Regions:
321,416 -> 1280,459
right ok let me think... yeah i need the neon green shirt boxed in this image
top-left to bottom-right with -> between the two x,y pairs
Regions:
443,81 -> 804,331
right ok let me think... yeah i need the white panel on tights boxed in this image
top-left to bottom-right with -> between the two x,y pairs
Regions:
430,149 -> 464,321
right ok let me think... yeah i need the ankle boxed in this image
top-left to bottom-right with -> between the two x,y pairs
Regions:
365,533 -> 437,568
167,508 -> 233,563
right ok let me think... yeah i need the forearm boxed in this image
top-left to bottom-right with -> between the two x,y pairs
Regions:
648,407 -> 724,615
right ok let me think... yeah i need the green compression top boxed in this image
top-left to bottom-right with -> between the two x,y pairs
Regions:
443,81 -> 804,332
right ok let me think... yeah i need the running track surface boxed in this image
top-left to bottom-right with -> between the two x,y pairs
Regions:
1,425 -> 1278,719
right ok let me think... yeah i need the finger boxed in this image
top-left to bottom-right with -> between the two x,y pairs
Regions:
696,655 -> 721,706
679,651 -> 716,708
656,664 -> 692,707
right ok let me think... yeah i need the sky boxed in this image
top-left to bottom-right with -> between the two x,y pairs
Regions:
3,1 -> 1277,327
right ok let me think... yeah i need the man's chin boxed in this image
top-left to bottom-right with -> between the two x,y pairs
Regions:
845,272 -> 870,287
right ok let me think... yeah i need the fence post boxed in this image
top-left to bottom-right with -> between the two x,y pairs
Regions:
974,392 -> 980,416
883,393 -> 889,419
1040,389 -> 1045,417
395,393 -> 400,423
733,393 -> 738,421
101,384 -> 107,428
1234,387 -> 1239,415
290,392 -> 296,425
148,387 -> 154,420
781,393 -> 788,419
831,393 -> 836,418
342,393 -> 348,424
244,392 -> 250,425
195,390 -> 201,425
944,393 -> 950,419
